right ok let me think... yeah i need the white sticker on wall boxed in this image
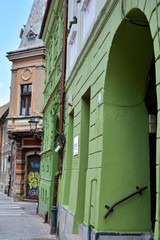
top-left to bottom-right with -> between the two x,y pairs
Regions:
74,136 -> 79,156
98,93 -> 101,104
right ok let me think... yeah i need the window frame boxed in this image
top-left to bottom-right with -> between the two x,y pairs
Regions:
1,157 -> 3,172
20,84 -> 32,116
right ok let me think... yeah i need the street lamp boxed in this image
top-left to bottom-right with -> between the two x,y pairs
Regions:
29,116 -> 38,134
29,116 -> 44,139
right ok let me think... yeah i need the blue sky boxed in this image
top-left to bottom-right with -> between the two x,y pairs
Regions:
0,0 -> 33,106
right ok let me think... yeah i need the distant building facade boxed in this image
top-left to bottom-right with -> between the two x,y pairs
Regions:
0,103 -> 11,194
38,0 -> 64,220
6,0 -> 46,201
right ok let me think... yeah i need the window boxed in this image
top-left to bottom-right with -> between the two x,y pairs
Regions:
4,158 -> 7,173
20,84 -> 32,116
1,157 -> 3,172
68,0 -> 78,46
26,30 -> 37,40
82,0 -> 95,41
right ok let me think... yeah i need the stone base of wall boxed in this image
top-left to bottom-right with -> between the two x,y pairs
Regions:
0,183 -> 8,194
97,233 -> 154,240
81,224 -> 153,240
58,204 -> 154,240
58,204 -> 78,240
99,236 -> 153,240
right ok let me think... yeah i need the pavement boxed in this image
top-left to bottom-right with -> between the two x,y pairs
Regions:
0,192 -> 57,240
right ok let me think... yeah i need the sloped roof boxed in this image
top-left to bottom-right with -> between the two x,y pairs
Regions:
0,102 -> 9,119
18,0 -> 47,51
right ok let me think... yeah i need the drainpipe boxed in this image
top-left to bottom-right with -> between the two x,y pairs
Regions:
50,0 -> 68,234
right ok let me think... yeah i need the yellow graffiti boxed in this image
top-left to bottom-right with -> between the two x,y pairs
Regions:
28,171 -> 39,190
34,172 -> 39,180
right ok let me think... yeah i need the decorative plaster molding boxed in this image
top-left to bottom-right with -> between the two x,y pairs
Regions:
21,68 -> 32,81
11,61 -> 45,71
68,24 -> 77,45
80,0 -> 90,11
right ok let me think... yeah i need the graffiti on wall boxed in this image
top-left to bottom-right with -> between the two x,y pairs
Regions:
28,171 -> 39,189
27,155 -> 40,199
31,162 -> 40,168
27,171 -> 39,198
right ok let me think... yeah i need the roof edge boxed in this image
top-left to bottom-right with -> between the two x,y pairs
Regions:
39,0 -> 52,39
6,46 -> 46,62
6,45 -> 45,55
0,102 -> 9,120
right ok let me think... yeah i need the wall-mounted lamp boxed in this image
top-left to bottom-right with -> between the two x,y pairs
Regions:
29,116 -> 43,139
53,133 -> 66,153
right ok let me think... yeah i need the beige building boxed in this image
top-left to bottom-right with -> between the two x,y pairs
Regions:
6,0 -> 46,200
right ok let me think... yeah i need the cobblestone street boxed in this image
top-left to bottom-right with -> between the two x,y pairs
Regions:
0,192 -> 57,240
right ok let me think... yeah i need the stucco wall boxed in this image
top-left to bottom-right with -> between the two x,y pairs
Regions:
58,0 -> 160,239
39,0 -> 64,220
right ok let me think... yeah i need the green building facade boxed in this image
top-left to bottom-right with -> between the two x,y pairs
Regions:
56,0 -> 160,240
38,0 -> 64,220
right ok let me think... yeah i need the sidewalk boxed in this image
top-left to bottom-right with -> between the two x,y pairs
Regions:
0,192 -> 57,240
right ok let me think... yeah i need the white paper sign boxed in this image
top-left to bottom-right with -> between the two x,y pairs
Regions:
74,136 -> 79,156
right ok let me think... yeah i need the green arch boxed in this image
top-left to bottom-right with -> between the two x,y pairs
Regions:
100,9 -> 155,233
105,8 -> 154,106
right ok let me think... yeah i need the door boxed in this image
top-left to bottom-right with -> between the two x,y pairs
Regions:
27,155 -> 40,199
145,59 -> 157,230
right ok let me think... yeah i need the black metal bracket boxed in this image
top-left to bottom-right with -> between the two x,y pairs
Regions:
104,186 -> 148,219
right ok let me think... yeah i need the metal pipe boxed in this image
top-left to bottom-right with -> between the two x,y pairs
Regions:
104,186 -> 148,219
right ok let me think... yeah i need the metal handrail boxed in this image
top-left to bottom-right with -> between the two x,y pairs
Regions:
104,186 -> 148,219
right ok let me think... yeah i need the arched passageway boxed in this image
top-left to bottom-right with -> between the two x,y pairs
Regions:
102,8 -> 157,233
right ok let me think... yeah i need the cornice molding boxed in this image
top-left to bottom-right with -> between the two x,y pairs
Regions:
7,115 -> 43,120
11,61 -> 45,71
6,46 -> 46,62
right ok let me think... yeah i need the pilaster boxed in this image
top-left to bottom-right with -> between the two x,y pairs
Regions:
15,141 -> 25,197
8,69 -> 17,117
34,64 -> 45,114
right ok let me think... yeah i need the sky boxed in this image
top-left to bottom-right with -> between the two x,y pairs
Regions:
0,0 -> 34,106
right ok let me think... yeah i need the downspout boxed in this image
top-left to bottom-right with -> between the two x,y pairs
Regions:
50,0 -> 68,234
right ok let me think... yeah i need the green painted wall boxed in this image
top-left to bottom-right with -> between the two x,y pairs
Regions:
39,0 -> 64,220
58,0 -> 160,238
96,10 -> 153,232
